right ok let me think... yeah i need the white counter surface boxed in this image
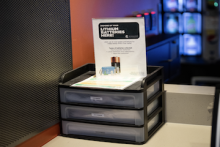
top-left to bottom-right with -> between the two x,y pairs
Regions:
43,123 -> 211,147
164,84 -> 214,126
164,84 -> 215,95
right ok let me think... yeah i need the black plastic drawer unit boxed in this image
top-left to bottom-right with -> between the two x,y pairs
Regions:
58,63 -> 165,144
59,80 -> 159,109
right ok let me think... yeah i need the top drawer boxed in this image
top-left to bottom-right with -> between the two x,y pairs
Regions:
60,88 -> 143,108
59,81 -> 160,109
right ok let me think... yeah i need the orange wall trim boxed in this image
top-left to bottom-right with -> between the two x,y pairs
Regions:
16,123 -> 60,147
70,0 -> 160,69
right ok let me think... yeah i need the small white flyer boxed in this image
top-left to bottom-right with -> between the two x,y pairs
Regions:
72,17 -> 147,90
72,76 -> 142,90
92,17 -> 147,78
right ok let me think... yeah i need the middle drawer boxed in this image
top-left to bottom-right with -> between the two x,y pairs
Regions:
61,104 -> 144,126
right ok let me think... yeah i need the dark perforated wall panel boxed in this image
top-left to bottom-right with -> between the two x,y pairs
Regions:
0,0 -> 72,146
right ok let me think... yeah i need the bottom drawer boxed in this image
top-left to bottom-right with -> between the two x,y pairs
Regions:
62,121 -> 145,142
148,114 -> 160,132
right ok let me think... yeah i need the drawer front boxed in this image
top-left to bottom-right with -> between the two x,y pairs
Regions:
60,88 -> 144,108
61,105 -> 144,125
62,121 -> 145,142
148,114 -> 160,132
59,80 -> 160,109
147,98 -> 159,116
147,81 -> 160,99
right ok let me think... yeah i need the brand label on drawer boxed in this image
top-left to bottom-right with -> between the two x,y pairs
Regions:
90,97 -> 103,101
91,113 -> 105,117
95,131 -> 106,134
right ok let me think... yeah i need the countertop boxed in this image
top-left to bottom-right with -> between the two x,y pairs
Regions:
164,84 -> 215,95
43,123 -> 211,147
164,84 -> 214,126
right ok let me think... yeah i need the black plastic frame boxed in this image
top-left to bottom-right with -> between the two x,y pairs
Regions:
58,63 -> 165,144
211,84 -> 220,147
60,91 -> 164,128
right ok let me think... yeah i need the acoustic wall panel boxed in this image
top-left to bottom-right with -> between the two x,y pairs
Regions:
0,0 -> 72,146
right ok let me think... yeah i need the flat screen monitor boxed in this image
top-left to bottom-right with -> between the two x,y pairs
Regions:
211,85 -> 220,147
164,13 -> 183,34
163,0 -> 184,11
183,13 -> 201,34
183,34 -> 201,55
184,0 -> 201,11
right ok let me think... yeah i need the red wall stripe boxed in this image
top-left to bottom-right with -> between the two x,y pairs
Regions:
16,123 -> 60,147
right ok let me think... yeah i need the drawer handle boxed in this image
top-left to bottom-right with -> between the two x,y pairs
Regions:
91,113 -> 105,117
90,97 -> 103,101
172,40 -> 176,44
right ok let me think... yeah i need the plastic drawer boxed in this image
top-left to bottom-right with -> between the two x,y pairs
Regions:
147,98 -> 159,116
59,80 -> 160,108
60,88 -> 144,108
148,114 -> 159,132
62,121 -> 145,142
61,105 -> 144,125
147,81 -> 159,99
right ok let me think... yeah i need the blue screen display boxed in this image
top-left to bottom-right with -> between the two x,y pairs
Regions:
163,0 -> 183,12
183,13 -> 201,34
183,34 -> 201,55
184,0 -> 201,11
164,13 -> 183,34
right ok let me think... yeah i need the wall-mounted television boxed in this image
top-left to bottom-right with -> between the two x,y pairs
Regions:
183,13 -> 201,33
163,0 -> 183,12
184,0 -> 201,11
183,34 -> 201,55
164,13 -> 183,34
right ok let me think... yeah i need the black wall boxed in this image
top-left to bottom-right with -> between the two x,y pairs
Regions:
0,0 -> 72,146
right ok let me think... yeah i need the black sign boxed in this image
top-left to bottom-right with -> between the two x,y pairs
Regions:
99,22 -> 139,39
